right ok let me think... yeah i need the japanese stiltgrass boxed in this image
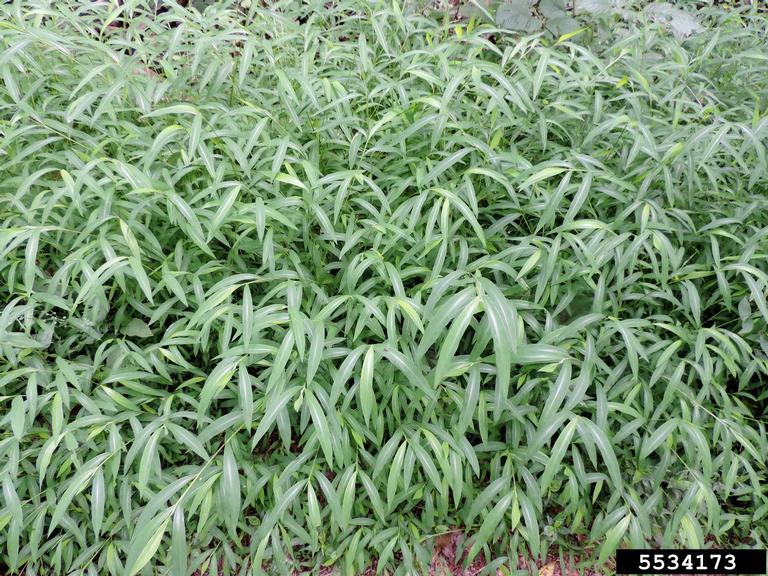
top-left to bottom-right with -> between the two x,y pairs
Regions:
0,1 -> 767,575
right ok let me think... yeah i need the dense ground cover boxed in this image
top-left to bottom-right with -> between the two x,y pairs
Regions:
1,1 -> 767,574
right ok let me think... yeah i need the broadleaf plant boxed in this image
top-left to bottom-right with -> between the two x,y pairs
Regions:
0,0 -> 767,575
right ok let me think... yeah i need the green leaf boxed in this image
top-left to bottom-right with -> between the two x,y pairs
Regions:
434,297 -> 479,385
540,416 -> 579,493
360,346 -> 376,425
596,514 -> 630,565
167,423 -> 209,460
519,491 -> 541,557
259,480 -> 306,540
577,419 -> 623,491
640,418 -> 679,460
512,344 -> 570,365
540,361 -> 572,425
387,442 -> 407,510
172,506 -> 187,576
125,511 -> 172,576
307,482 -> 321,527
424,148 -> 471,185
251,387 -> 300,449
307,392 -> 334,466
410,439 -> 445,496
306,320 -> 325,387
121,318 -> 153,338
466,491 -> 513,562
10,396 -> 25,440
479,278 -> 517,420
238,362 -> 254,432
197,357 -> 239,425
49,454 -> 110,535
144,104 -> 200,117
91,468 -> 105,537
457,366 -> 481,436
221,444 -> 241,535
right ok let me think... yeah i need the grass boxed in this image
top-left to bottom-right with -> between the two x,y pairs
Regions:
0,0 -> 767,575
